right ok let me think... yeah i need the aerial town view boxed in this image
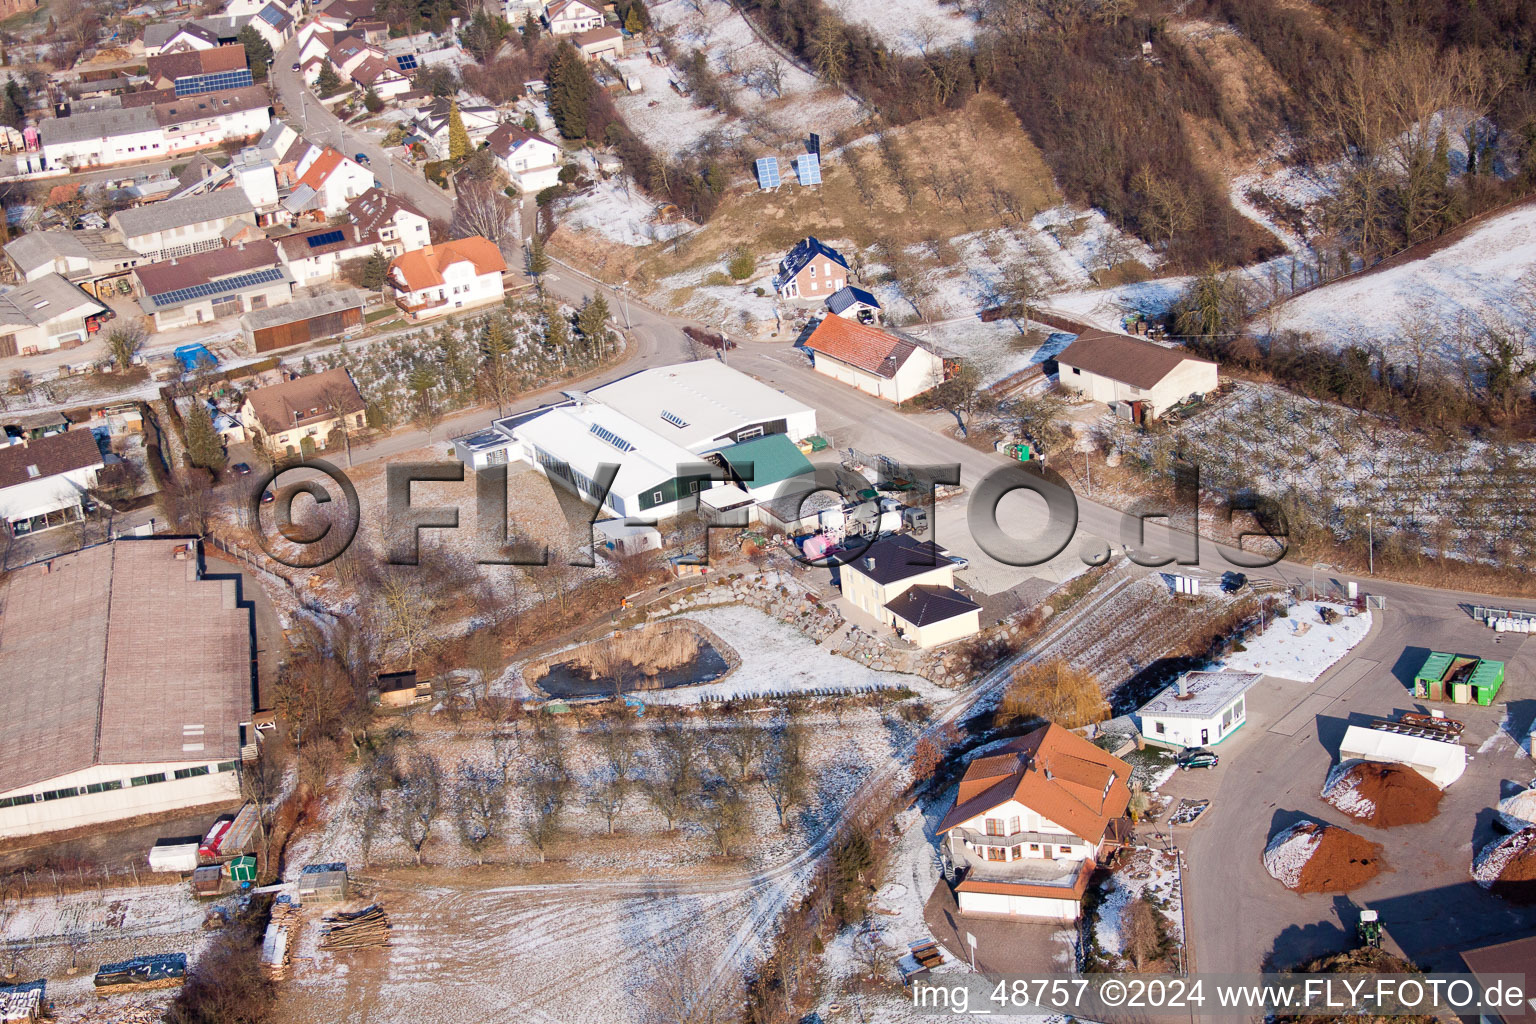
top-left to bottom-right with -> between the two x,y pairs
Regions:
0,0 -> 1535,1021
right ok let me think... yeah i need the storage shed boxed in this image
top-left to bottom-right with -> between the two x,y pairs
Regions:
1413,652 -> 1505,705
148,839 -> 200,873
297,862 -> 348,903
239,290 -> 366,353
376,670 -> 420,708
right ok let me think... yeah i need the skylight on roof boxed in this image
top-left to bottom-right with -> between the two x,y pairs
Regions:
588,422 -> 634,452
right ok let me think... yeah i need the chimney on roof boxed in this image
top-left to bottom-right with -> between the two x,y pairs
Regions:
1176,675 -> 1190,698
865,556 -> 875,571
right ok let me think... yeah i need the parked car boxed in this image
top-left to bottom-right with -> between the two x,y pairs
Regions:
355,152 -> 370,165
260,489 -> 275,505
1221,571 -> 1248,593
1176,748 -> 1219,771
231,462 -> 251,476
945,553 -> 969,570
290,62 -> 300,72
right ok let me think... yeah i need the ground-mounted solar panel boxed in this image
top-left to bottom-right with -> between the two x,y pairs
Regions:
795,153 -> 821,185
306,229 -> 346,248
151,267 -> 285,309
754,156 -> 780,189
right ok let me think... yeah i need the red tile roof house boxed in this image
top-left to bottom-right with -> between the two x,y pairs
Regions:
937,723 -> 1133,921
773,236 -> 848,304
801,315 -> 947,403
277,188 -> 431,286
388,237 -> 507,320
282,146 -> 377,220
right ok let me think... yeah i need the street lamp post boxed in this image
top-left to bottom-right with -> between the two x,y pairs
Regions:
1368,511 -> 1373,576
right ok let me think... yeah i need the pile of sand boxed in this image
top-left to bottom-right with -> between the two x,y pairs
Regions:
1322,760 -> 1442,827
1264,820 -> 1384,893
1473,826 -> 1536,900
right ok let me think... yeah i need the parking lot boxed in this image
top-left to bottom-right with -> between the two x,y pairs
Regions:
1168,603 -> 1536,988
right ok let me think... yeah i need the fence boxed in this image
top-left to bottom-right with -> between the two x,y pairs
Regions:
1472,604 -> 1536,627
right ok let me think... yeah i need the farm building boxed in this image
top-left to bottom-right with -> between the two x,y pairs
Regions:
240,289 -> 365,352
1137,671 -> 1261,749
1412,651 -> 1505,706
375,671 -> 420,708
937,723 -> 1132,920
801,316 -> 946,403
589,361 -> 818,453
0,539 -> 254,838
1054,329 -> 1217,421
1461,935 -> 1536,1024
709,433 -> 814,500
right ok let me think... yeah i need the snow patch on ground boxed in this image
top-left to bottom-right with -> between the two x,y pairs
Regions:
824,0 -> 979,54
1263,821 -> 1323,889
1220,602 -> 1370,682
557,179 -> 694,247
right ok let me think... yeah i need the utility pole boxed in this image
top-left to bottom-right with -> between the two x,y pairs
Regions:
1367,511 -> 1374,576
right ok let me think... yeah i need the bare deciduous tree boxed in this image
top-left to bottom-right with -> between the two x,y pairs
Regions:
759,718 -> 808,830
394,754 -> 443,865
451,178 -> 516,248
520,776 -> 564,862
454,760 -> 509,863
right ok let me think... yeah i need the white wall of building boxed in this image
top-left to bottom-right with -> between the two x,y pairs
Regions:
0,759 -> 240,838
842,561 -> 954,628
956,889 -> 1081,921
395,258 -> 504,319
43,125 -> 166,170
0,464 -> 98,528
810,348 -> 943,403
1057,357 -> 1218,418
162,105 -> 272,155
120,211 -> 257,262
1141,697 -> 1246,749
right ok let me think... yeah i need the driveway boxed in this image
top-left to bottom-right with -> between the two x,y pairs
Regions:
1175,601 -> 1536,999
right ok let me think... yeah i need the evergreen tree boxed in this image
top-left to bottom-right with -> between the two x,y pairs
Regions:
525,233 -> 549,287
237,25 -> 272,81
628,0 -> 651,29
0,79 -> 25,131
576,294 -> 611,354
184,401 -> 227,472
478,317 -> 515,414
316,59 -> 344,98
448,99 -> 470,161
545,42 -> 591,140
544,302 -> 571,351
624,5 -> 644,34
363,86 -> 383,113
362,248 -> 391,292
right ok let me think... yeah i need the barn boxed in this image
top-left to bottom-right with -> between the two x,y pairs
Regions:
240,289 -> 366,353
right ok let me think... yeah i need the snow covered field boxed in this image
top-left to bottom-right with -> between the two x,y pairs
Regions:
557,180 -> 693,246
824,0 -> 979,54
1274,201 -> 1536,364
1220,602 -> 1370,682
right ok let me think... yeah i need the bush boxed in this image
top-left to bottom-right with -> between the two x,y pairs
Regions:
535,184 -> 567,206
726,247 -> 754,281
753,286 -> 765,297
557,164 -> 579,184
423,160 -> 450,187
702,270 -> 731,287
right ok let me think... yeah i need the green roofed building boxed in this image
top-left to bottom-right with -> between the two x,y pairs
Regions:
713,433 -> 814,498
1413,651 -> 1505,706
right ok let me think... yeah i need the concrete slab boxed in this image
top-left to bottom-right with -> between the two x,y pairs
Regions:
1268,693 -> 1337,736
1318,657 -> 1377,698
922,879 -> 1075,977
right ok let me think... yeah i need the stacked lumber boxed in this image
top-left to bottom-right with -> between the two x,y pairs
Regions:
319,904 -> 390,951
261,897 -> 302,980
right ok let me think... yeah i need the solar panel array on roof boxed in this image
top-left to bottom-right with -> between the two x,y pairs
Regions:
588,422 -> 634,452
148,267 -> 285,308
306,229 -> 346,249
395,54 -> 419,71
754,156 -> 780,189
257,4 -> 287,24
795,153 -> 821,185
173,67 -> 254,97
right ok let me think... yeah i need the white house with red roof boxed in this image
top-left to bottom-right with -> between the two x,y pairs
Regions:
284,146 -> 375,219
351,55 -> 411,98
544,0 -> 604,35
487,123 -> 562,193
278,188 -> 430,286
801,316 -> 946,403
937,723 -> 1133,920
388,238 -> 507,320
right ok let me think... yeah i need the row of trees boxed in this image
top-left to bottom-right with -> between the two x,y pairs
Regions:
347,710 -> 817,867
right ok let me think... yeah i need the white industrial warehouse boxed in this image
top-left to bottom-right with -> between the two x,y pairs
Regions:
0,539 -> 254,838
452,361 -> 818,520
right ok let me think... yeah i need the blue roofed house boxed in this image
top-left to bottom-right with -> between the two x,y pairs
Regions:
773,236 -> 847,304
826,284 -> 881,324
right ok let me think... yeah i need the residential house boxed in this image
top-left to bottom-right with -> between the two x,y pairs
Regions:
840,533 -> 979,647
773,236 -> 847,302
37,106 -> 165,170
801,316 -> 946,403
410,97 -> 499,156
3,230 -> 142,298
1460,935 -> 1536,1024
574,25 -> 624,61
936,723 -> 1133,920
246,2 -> 297,49
329,33 -> 386,80
0,429 -> 104,537
0,274 -> 110,357
1136,671 -> 1260,749
284,146 -> 376,220
133,239 -> 294,332
145,45 -> 253,95
351,55 -> 411,98
240,367 -> 366,457
152,84 -> 272,155
544,0 -> 604,35
241,289 -> 366,353
110,189 -> 258,262
0,539 -> 253,838
387,237 -> 507,320
347,188 -> 432,254
486,122 -> 562,193
1054,329 -> 1218,422
316,0 -> 376,27
826,284 -> 881,324
143,22 -> 220,57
